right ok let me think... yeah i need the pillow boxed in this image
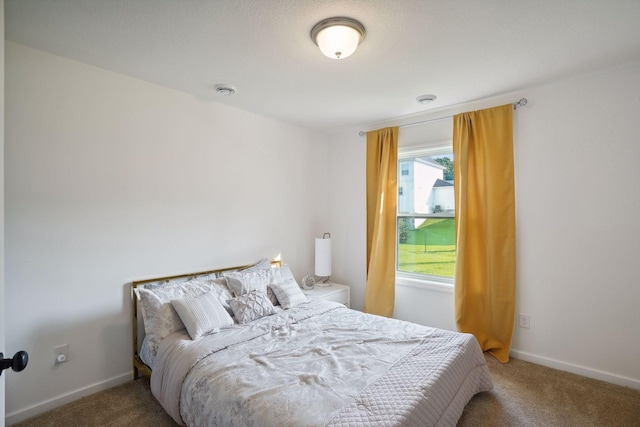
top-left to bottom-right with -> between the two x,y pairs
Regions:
135,287 -> 186,337
240,258 -> 272,273
270,278 -> 308,309
171,290 -> 234,340
269,265 -> 296,285
225,268 -> 270,296
134,278 -> 223,356
224,268 -> 279,306
228,290 -> 277,324
204,277 -> 235,316
135,289 -> 171,360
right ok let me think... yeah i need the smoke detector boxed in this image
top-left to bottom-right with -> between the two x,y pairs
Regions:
416,94 -> 437,104
215,85 -> 237,96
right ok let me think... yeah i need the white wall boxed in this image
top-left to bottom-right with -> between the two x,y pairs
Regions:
328,63 -> 640,389
4,42 -> 329,422
4,38 -> 639,425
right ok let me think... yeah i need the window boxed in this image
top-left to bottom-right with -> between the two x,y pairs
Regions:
397,144 -> 455,286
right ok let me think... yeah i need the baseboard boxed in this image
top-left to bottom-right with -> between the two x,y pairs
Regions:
5,371 -> 132,425
510,349 -> 640,390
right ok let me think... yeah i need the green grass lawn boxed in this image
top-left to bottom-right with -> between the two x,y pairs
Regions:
398,218 -> 456,278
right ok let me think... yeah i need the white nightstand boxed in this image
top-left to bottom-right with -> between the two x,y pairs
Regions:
303,283 -> 350,308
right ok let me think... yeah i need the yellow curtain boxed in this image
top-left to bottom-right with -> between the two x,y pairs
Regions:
453,104 -> 516,363
364,127 -> 399,317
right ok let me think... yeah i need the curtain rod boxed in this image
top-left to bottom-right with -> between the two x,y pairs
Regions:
358,98 -> 528,136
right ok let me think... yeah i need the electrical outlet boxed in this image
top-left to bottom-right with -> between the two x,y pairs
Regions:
54,344 -> 69,364
519,313 -> 531,329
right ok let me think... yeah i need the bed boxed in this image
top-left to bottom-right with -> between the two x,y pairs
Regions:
131,259 -> 493,426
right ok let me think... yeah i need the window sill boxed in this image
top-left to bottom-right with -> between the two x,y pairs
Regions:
395,275 -> 454,294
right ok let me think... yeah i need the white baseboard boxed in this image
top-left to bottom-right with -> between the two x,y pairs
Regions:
5,371 -> 132,425
510,349 -> 640,390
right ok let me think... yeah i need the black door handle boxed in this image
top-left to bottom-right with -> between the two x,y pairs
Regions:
0,351 -> 29,376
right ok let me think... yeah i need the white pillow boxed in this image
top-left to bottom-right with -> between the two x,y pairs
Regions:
171,291 -> 234,340
225,268 -> 279,306
240,258 -> 271,273
136,280 -> 212,329
135,288 -> 176,359
269,265 -> 296,285
135,277 -> 231,356
228,290 -> 277,324
270,278 -> 308,309
203,277 -> 235,316
225,268 -> 270,296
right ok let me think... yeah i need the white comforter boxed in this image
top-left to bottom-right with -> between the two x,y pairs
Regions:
151,301 -> 492,427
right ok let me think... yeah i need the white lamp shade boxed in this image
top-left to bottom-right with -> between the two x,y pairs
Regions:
316,25 -> 361,59
315,237 -> 332,277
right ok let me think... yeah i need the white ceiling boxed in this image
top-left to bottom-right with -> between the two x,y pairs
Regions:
5,0 -> 640,133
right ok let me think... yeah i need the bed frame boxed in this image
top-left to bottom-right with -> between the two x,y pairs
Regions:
131,260 -> 282,380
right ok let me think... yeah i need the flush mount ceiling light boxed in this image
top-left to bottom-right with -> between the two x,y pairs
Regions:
215,85 -> 236,96
416,94 -> 437,105
311,17 -> 366,59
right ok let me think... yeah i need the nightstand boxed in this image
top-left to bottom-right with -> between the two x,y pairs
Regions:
303,283 -> 350,308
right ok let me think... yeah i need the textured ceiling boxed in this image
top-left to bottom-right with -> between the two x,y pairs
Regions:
5,0 -> 640,133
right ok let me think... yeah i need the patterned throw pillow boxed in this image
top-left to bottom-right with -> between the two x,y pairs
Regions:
228,290 -> 277,324
269,265 -> 296,285
225,268 -> 270,296
224,268 -> 279,305
270,278 -> 308,309
136,280 -> 211,337
204,277 -> 235,316
240,258 -> 271,273
135,277 -> 233,356
171,290 -> 234,340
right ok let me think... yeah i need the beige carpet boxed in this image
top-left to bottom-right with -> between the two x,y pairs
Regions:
458,356 -> 640,427
14,355 -> 640,427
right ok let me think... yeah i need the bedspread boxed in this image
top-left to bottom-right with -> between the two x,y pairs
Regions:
151,301 -> 492,427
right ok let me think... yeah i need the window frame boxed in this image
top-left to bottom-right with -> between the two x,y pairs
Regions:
396,142 -> 455,293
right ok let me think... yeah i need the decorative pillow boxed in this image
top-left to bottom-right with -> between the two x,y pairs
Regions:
204,277 -> 235,316
228,290 -> 277,324
240,258 -> 272,273
225,268 -> 270,296
269,265 -> 296,285
135,279 -> 215,356
224,268 -> 279,306
270,278 -> 308,309
171,290 -> 234,340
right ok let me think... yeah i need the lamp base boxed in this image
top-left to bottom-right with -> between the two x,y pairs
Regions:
315,276 -> 331,287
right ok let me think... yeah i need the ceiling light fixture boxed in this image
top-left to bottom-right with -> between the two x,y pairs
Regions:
311,17 -> 366,60
416,94 -> 437,105
215,85 -> 236,96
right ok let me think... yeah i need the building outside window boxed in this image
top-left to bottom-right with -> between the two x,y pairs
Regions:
397,145 -> 455,284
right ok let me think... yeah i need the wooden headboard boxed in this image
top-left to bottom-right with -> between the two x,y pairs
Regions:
131,260 -> 282,380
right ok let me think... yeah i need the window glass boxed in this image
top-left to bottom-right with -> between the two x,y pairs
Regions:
397,147 -> 455,280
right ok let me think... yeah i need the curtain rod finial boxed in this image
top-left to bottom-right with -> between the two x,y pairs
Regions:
513,98 -> 528,110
